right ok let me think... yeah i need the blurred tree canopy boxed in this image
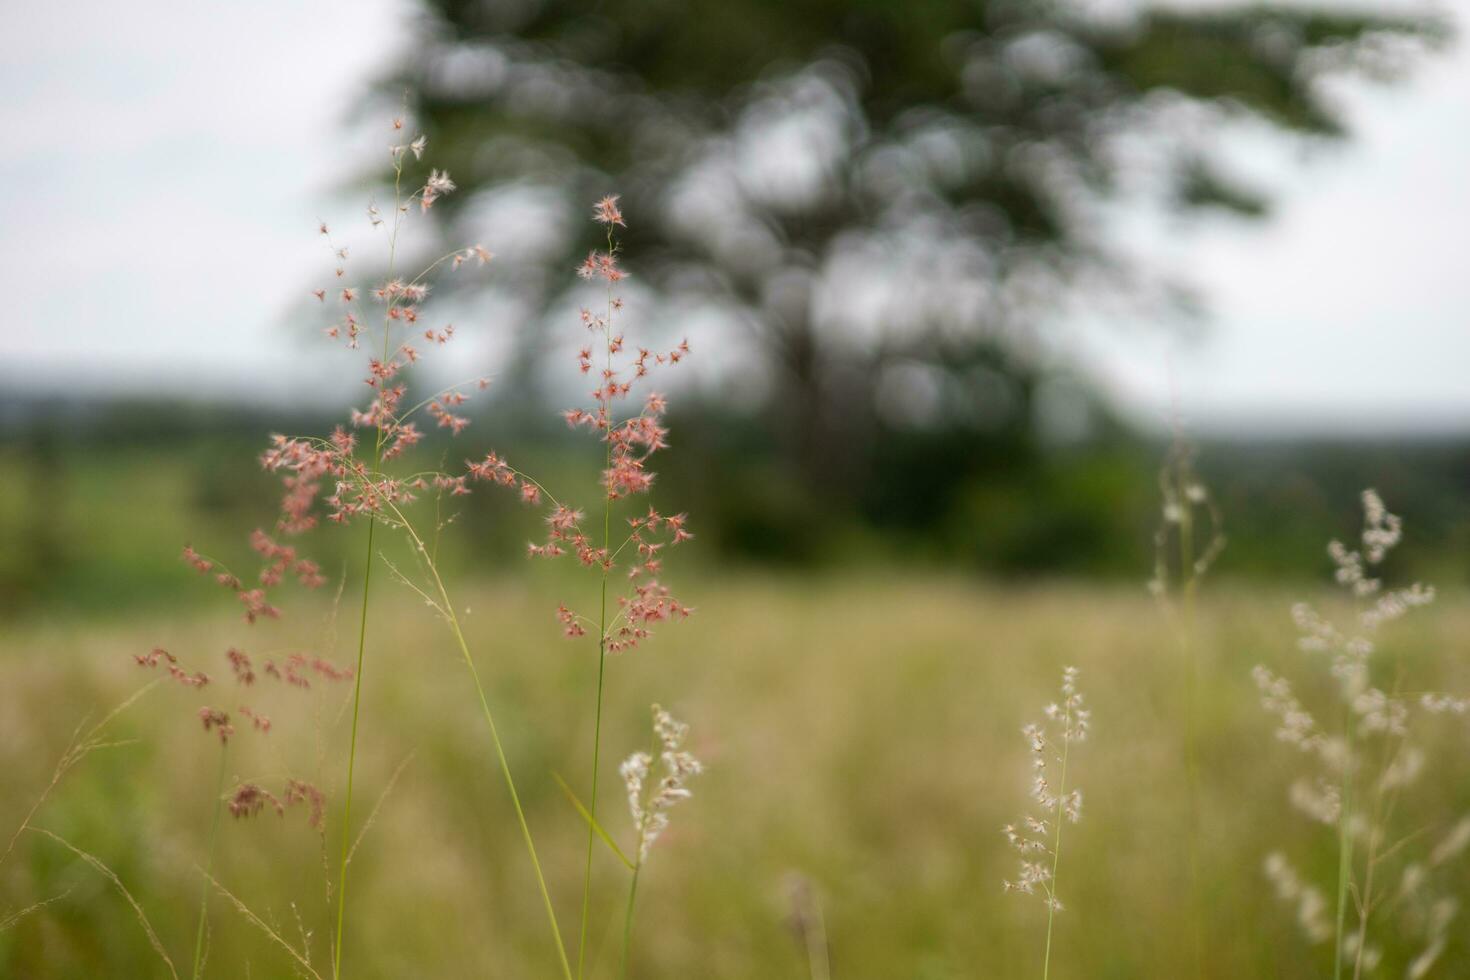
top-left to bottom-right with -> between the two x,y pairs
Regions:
379,0 -> 1441,520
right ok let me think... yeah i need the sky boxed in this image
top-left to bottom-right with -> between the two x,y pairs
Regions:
1,0 -> 1465,436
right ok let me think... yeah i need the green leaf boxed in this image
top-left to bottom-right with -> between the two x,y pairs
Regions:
551,771 -> 635,871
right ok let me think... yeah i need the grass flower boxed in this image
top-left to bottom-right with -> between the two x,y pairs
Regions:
1255,490 -> 1466,978
1004,666 -> 1088,978
460,194 -> 693,977
221,116 -> 696,977
133,640 -> 350,980
617,704 -> 703,977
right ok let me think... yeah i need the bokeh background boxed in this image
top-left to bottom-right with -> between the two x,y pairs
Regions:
2,0 -> 1468,977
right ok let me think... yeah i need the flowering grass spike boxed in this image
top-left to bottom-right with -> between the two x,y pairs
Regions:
1004,666 -> 1089,980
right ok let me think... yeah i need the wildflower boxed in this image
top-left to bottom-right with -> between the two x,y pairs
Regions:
227,648 -> 254,685
135,647 -> 177,668
239,706 -> 271,733
199,708 -> 234,744
557,604 -> 586,638
181,546 -> 213,574
593,194 -> 625,226
576,250 -> 626,283
421,169 -> 456,211
286,779 -> 327,829
228,783 -> 283,819
309,657 -> 354,682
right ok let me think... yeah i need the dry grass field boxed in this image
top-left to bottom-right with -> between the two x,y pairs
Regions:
3,575 -> 1467,978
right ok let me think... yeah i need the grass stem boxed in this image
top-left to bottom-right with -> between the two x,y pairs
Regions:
387,502 -> 573,979
618,865 -> 641,980
331,156 -> 404,980
577,225 -> 618,980
191,744 -> 228,980
1333,713 -> 1354,980
1178,498 -> 1205,980
1042,703 -> 1072,980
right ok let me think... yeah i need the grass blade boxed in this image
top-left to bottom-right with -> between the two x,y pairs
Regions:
553,771 -> 634,871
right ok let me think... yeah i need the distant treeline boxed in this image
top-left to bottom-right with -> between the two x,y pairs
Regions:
1,395 -> 1466,616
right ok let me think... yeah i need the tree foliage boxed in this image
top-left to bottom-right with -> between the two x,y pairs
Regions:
380,0 -> 1442,490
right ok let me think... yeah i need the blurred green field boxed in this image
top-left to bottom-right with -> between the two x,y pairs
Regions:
5,412 -> 1470,621
3,576 -> 1469,978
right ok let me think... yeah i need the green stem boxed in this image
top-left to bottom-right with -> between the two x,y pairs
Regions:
619,865 -> 641,980
388,503 -> 573,980
1178,491 -> 1204,979
332,156 -> 403,980
1353,669 -> 1408,980
803,890 -> 831,980
450,610 -> 574,980
1042,711 -> 1072,980
577,634 -> 608,979
332,515 -> 377,980
192,744 -> 228,980
576,227 -> 618,980
1333,713 -> 1354,980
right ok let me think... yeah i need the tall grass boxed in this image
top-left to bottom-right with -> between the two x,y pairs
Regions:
1255,490 -> 1464,975
7,575 -> 1470,975
176,123 -> 699,975
1149,433 -> 1224,975
1003,667 -> 1089,978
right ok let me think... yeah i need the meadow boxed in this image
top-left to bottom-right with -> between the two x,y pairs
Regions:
4,574 -> 1468,978
4,109 -> 1467,980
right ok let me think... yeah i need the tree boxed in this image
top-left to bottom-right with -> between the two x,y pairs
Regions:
379,0 -> 1443,494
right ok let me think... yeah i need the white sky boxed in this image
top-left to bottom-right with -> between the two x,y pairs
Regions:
1,0 -> 1465,435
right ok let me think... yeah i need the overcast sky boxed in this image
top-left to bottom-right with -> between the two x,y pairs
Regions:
1,0 -> 1465,436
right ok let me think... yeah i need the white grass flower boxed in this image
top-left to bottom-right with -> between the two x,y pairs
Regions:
1360,488 -> 1402,565
1252,666 -> 1323,753
1003,667 -> 1086,924
1420,693 -> 1470,715
1263,852 -> 1332,944
1430,818 -> 1470,867
1289,777 -> 1341,826
622,704 -> 702,863
1258,490 -> 1466,974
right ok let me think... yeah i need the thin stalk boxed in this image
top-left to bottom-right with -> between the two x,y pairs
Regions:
192,744 -> 229,980
1333,714 -> 1355,980
332,156 -> 405,980
1178,496 -> 1205,980
387,502 -> 573,980
618,865 -> 641,980
447,599 -> 574,980
803,892 -> 832,980
331,517 -> 377,979
1042,704 -> 1072,980
1352,670 -> 1409,980
1352,818 -> 1379,980
577,636 -> 608,979
576,226 -> 617,980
